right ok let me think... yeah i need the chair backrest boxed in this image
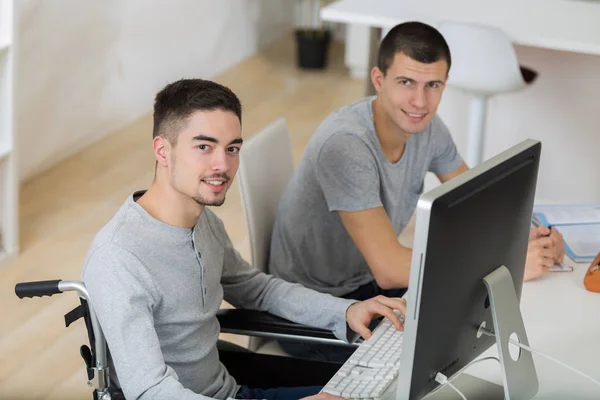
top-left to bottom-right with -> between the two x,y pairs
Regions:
238,118 -> 294,272
438,21 -> 526,95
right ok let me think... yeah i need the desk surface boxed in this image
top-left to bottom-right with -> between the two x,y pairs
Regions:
321,0 -> 600,56
471,257 -> 600,398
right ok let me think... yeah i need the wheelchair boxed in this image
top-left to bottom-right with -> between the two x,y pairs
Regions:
15,279 -> 355,399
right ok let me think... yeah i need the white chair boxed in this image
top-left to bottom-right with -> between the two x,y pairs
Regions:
236,118 -> 360,356
238,117 -> 294,281
237,118 -> 295,355
438,21 -> 538,167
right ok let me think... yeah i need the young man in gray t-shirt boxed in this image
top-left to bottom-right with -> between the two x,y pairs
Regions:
269,23 -> 565,313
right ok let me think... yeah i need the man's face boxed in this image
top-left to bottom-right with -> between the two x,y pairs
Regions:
373,52 -> 448,135
165,109 -> 242,207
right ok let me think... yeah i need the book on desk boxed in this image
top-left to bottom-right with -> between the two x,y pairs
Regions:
532,203 -> 600,263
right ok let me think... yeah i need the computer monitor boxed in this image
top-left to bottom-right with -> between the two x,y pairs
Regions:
397,139 -> 542,399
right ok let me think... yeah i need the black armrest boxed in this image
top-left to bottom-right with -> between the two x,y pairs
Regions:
216,309 -> 356,347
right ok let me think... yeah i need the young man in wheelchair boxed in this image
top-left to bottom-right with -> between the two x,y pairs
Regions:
81,78 -> 406,400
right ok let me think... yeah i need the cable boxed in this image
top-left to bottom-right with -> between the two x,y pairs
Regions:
425,329 -> 600,399
509,339 -> 600,388
434,372 -> 467,400
480,327 -> 600,388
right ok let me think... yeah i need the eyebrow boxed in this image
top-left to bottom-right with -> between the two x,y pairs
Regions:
192,134 -> 244,146
394,76 -> 445,85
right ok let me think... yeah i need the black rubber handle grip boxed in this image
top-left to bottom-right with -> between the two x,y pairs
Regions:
15,280 -> 62,299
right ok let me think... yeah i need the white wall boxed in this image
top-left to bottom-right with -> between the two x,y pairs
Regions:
433,45 -> 600,204
15,0 -> 293,181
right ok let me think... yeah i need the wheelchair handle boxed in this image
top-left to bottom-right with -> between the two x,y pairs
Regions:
14,279 -> 111,397
15,280 -> 62,298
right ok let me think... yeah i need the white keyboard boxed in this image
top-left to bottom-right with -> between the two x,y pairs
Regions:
322,312 -> 404,399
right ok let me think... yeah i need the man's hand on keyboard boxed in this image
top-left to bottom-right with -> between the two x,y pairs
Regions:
345,295 -> 406,339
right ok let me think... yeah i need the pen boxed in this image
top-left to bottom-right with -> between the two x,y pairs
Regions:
548,263 -> 573,272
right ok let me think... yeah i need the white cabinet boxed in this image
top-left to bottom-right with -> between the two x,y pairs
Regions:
0,0 -> 18,263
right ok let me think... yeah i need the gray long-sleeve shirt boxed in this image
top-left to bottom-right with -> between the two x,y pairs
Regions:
82,192 -> 357,400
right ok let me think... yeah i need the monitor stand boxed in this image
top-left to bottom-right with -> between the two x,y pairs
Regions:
426,265 -> 539,400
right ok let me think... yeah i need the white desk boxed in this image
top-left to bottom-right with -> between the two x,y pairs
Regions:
469,256 -> 600,398
322,0 -> 600,56
322,0 -> 600,96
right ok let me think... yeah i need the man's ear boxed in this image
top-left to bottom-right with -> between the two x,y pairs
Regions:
371,66 -> 385,93
153,136 -> 170,167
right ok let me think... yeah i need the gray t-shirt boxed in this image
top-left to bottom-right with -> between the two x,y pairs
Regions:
269,96 -> 463,296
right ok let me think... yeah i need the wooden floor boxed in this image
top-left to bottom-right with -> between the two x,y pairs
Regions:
0,34 -> 363,399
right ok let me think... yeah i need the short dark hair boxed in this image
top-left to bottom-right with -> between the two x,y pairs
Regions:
152,79 -> 242,143
377,21 -> 451,76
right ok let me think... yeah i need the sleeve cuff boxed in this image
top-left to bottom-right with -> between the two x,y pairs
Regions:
431,154 -> 463,175
328,201 -> 384,213
330,297 -> 361,342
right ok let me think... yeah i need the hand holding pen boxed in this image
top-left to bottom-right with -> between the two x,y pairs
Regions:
537,225 -> 566,263
525,226 -> 569,281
